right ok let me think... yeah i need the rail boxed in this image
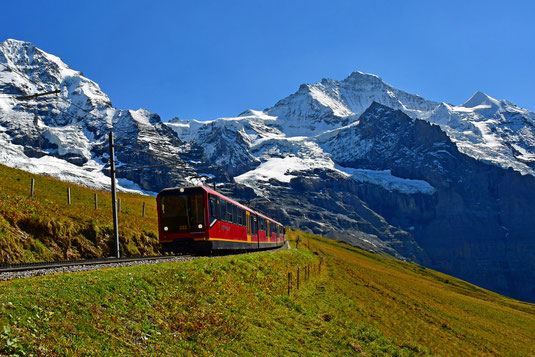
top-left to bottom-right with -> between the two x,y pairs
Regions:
0,255 -> 183,274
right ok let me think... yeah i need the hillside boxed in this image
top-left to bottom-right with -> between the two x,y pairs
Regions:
0,163 -> 159,263
1,230 -> 533,356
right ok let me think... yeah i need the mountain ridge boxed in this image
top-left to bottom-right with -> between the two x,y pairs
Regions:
1,39 -> 535,301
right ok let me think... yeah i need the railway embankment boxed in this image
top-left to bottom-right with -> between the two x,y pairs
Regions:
0,163 -> 160,263
1,230 -> 534,355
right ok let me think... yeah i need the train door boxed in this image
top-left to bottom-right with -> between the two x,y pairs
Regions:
253,215 -> 259,249
267,220 -> 271,243
209,195 -> 217,230
246,211 -> 251,242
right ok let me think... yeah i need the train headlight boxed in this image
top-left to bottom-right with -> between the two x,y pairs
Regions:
179,188 -> 185,192
163,226 -> 169,231
198,224 -> 203,229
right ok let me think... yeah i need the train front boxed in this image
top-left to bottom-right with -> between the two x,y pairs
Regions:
156,186 -> 209,252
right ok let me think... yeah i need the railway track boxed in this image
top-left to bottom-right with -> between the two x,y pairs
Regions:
0,243 -> 290,281
0,255 -> 195,281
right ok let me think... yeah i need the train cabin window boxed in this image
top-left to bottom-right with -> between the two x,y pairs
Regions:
238,209 -> 243,226
232,205 -> 238,224
227,202 -> 233,222
220,199 -> 227,222
209,196 -> 217,220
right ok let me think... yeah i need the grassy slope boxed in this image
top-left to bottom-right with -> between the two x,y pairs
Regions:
0,163 -> 159,263
1,230 -> 534,356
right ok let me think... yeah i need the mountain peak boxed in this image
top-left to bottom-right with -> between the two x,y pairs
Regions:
344,70 -> 383,83
0,38 -> 38,56
461,91 -> 500,108
1,38 -> 31,47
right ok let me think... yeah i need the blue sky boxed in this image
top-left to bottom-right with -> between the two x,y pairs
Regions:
1,1 -> 534,121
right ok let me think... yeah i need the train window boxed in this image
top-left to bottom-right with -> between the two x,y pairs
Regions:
220,200 -> 227,222
238,209 -> 243,226
227,203 -> 233,222
209,196 -> 217,220
160,192 -> 205,233
232,205 -> 237,224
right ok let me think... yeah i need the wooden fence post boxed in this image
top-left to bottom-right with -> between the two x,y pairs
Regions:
297,267 -> 300,289
142,201 -> 146,217
94,193 -> 98,209
288,272 -> 292,295
67,187 -> 71,204
30,178 -> 35,198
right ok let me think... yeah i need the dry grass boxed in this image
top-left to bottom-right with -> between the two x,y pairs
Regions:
287,229 -> 535,356
0,163 -> 159,262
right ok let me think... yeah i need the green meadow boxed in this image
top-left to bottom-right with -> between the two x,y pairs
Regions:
1,164 -> 534,355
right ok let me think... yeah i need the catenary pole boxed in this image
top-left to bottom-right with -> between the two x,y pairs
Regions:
109,132 -> 120,258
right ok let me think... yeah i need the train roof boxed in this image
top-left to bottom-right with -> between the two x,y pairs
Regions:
158,185 -> 283,226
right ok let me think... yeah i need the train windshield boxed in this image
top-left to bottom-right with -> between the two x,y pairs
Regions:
160,193 -> 205,233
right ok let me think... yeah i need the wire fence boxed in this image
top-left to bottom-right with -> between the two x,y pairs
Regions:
27,176 -> 152,218
287,258 -> 324,296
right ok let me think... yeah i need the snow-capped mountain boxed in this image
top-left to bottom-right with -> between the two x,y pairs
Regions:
1,39 -> 535,302
0,39 -> 206,192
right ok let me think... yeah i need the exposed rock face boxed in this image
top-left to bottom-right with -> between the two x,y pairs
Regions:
321,103 -> 535,301
1,39 -> 535,301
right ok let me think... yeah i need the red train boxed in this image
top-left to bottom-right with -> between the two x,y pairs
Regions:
157,185 -> 286,253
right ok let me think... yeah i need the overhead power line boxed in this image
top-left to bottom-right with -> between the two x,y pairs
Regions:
15,89 -> 60,100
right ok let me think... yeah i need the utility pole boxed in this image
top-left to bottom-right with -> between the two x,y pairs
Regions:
109,132 -> 120,258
